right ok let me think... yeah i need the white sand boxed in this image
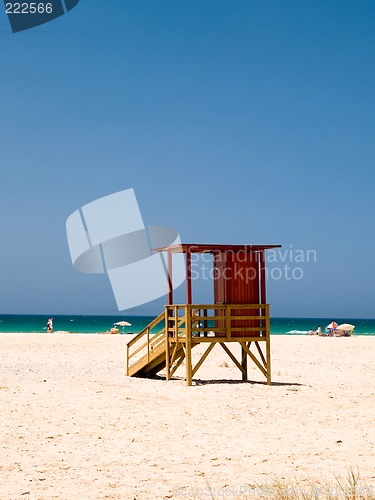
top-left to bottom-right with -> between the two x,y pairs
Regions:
1,334 -> 374,499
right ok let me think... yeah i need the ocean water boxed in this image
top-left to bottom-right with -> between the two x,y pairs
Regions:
0,314 -> 374,335
270,317 -> 375,336
0,315 -> 152,335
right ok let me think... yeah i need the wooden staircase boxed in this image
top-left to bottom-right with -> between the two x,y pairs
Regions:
126,312 -> 167,377
125,310 -> 189,377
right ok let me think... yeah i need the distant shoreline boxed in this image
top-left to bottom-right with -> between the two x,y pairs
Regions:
1,314 -> 374,335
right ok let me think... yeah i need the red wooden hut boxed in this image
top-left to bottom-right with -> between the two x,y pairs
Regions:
126,242 -> 281,386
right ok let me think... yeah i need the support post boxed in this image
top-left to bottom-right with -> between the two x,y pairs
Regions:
186,248 -> 192,304
226,304 -> 231,340
165,307 -> 170,381
260,250 -> 266,304
167,250 -> 173,305
265,304 -> 271,385
241,343 -> 248,381
185,305 -> 193,386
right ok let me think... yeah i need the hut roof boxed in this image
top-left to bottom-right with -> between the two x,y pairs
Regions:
153,243 -> 281,254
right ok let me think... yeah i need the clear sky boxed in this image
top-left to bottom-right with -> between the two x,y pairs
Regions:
1,0 -> 374,318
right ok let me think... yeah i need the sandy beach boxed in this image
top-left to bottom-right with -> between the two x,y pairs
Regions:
1,333 -> 374,499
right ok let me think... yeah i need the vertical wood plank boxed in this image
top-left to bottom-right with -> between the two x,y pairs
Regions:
186,249 -> 192,304
241,342 -> 248,381
168,250 -> 173,305
185,305 -> 193,386
265,304 -> 271,385
165,307 -> 170,381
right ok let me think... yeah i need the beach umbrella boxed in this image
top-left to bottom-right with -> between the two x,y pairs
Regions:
114,320 -> 131,332
338,323 -> 355,332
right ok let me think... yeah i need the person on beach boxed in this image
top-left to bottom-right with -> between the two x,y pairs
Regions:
327,321 -> 338,336
316,325 -> 322,335
47,318 -> 53,333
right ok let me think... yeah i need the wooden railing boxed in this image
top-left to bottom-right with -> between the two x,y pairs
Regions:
166,304 -> 270,341
126,311 -> 166,376
126,304 -> 270,377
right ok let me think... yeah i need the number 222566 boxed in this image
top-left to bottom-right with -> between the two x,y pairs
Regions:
5,3 -> 53,14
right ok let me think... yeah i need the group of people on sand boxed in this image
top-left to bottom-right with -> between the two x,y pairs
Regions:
308,322 -> 337,336
309,325 -> 323,336
309,321 -> 350,337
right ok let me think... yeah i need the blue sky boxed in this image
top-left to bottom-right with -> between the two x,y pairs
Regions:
1,0 -> 374,317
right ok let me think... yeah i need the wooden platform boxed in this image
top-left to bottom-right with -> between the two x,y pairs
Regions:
126,304 -> 271,386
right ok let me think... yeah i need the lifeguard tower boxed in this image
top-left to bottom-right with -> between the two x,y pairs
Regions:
126,243 -> 280,386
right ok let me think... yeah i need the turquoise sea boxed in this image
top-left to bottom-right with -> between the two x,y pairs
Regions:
0,315 -> 374,335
